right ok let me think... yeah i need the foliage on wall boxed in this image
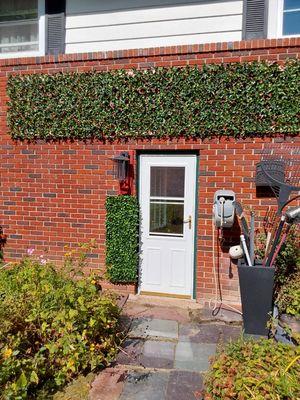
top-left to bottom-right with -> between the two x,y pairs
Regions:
7,61 -> 300,141
105,195 -> 139,283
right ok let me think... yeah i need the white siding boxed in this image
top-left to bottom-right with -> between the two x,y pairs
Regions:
65,0 -> 243,54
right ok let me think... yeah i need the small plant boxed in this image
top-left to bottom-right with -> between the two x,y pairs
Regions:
0,254 -> 121,399
274,227 -> 300,287
106,195 -> 139,283
63,239 -> 97,278
277,271 -> 300,318
255,227 -> 300,291
204,338 -> 300,400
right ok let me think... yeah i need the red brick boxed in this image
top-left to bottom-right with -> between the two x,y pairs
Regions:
1,38 -> 299,304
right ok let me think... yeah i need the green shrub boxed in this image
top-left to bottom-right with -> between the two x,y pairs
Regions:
105,195 -> 139,283
256,228 -> 300,290
204,339 -> 300,400
7,61 -> 300,142
0,257 -> 120,399
277,271 -> 300,318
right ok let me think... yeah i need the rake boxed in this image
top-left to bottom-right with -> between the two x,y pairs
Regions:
259,143 -> 300,266
259,143 -> 300,215
263,207 -> 277,234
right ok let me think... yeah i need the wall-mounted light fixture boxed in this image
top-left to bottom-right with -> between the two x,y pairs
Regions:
112,152 -> 130,181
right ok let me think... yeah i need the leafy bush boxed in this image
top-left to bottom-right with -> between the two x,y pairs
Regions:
277,271 -> 300,317
63,239 -> 97,277
0,257 -> 120,399
7,61 -> 300,142
204,339 -> 300,400
274,228 -> 300,287
106,195 -> 139,283
255,227 -> 300,290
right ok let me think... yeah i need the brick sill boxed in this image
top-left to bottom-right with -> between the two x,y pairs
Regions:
1,37 -> 299,68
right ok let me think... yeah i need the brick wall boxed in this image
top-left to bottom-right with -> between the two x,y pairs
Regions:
0,38 -> 299,303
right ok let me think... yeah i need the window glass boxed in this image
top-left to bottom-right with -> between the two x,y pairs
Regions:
283,0 -> 300,35
284,0 -> 300,10
150,201 -> 184,235
0,0 -> 38,54
150,167 -> 185,198
149,166 -> 185,236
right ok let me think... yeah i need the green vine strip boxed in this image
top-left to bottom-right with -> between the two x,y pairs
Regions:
105,196 -> 139,283
7,61 -> 300,141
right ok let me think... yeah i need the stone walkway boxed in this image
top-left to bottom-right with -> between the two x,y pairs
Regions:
89,297 -> 242,400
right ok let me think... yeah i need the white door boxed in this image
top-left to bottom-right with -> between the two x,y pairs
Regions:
139,154 -> 197,298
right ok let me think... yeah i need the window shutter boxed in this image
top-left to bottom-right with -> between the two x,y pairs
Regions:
46,13 -> 65,55
243,0 -> 267,40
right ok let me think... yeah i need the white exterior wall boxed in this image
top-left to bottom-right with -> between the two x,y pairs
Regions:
65,0 -> 243,54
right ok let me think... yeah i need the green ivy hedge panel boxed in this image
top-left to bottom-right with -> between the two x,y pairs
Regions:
105,196 -> 139,283
7,61 -> 300,141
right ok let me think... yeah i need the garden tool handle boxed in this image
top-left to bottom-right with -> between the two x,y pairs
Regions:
265,215 -> 286,267
269,224 -> 291,268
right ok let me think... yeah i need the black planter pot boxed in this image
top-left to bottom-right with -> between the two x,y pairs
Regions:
238,262 -> 275,336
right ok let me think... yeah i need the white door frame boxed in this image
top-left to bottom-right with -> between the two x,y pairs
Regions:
138,153 -> 197,298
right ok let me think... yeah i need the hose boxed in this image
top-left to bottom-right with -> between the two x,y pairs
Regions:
209,216 -> 242,316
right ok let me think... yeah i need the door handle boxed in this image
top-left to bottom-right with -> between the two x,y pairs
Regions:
184,215 -> 192,229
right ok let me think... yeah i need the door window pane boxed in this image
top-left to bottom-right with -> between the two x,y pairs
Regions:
283,0 -> 300,35
150,166 -> 185,198
150,201 -> 184,235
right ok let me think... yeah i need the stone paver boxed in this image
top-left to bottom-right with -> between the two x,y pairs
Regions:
179,323 -> 221,343
116,339 -> 144,366
119,371 -> 169,400
165,371 -> 204,400
219,324 -> 242,343
189,307 -> 242,325
128,318 -> 150,338
179,323 -> 242,345
174,342 -> 216,372
129,318 -> 178,340
124,301 -> 191,324
89,297 -> 244,399
89,367 -> 126,400
141,340 -> 175,369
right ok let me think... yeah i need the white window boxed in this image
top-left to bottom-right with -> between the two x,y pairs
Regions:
0,0 -> 45,58
281,0 -> 300,35
270,0 -> 300,37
